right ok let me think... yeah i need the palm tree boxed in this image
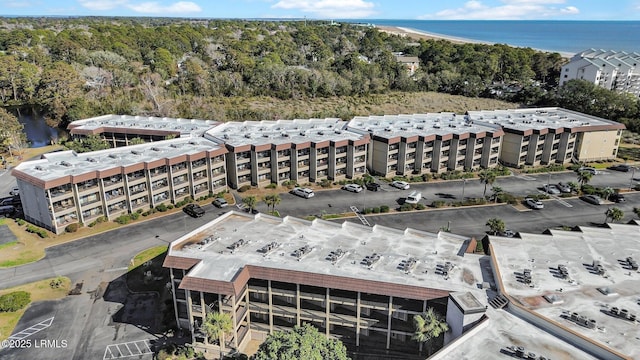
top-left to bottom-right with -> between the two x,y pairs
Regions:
242,195 -> 257,213
263,194 -> 281,214
600,187 -> 615,201
201,311 -> 234,354
486,217 -> 505,235
491,186 -> 503,203
604,207 -> 624,223
413,308 -> 449,355
577,170 -> 593,187
478,169 -> 497,198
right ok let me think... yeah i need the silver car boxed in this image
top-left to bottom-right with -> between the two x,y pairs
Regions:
292,187 -> 315,199
581,194 -> 603,205
543,184 -> 560,195
390,180 -> 410,190
556,182 -> 571,193
342,184 -> 363,193
525,197 -> 544,210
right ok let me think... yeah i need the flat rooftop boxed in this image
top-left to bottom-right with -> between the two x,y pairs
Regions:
346,113 -> 502,140
490,222 -> 640,358
13,137 -> 223,181
168,211 -> 486,295
68,114 -> 219,138
435,308 -> 598,360
204,119 -> 365,148
467,107 -> 624,133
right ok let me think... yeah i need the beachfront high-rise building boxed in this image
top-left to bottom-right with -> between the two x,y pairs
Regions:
560,49 -> 640,97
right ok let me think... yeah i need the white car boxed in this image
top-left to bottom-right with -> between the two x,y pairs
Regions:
390,180 -> 410,190
292,187 -> 315,199
577,167 -> 597,175
342,184 -> 363,193
212,198 -> 228,208
542,184 -> 560,195
525,197 -> 544,210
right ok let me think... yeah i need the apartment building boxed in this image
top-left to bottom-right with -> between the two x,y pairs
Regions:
347,114 -> 504,177
467,108 -> 625,167
163,211 -> 486,357
68,114 -> 219,147
204,119 -> 369,188
560,49 -> 640,97
12,137 -> 227,234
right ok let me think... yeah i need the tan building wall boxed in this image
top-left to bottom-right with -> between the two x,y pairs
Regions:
574,130 -> 622,161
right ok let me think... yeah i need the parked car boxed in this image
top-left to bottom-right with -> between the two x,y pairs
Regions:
556,182 -> 572,193
580,194 -> 604,205
183,203 -> 206,217
9,187 -> 19,196
390,180 -> 410,190
212,197 -> 228,208
0,205 -> 16,217
610,193 -> 626,203
342,184 -> 363,193
542,184 -> 560,195
524,197 -> 544,210
405,191 -> 422,204
577,167 -> 597,175
291,187 -> 315,199
608,164 -> 631,172
365,182 -> 381,191
0,197 -> 19,206
499,229 -> 516,238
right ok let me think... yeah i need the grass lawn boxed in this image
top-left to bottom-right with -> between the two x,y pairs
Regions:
128,245 -> 168,271
0,277 -> 71,341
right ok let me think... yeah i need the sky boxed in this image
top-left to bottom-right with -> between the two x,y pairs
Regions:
0,0 -> 639,20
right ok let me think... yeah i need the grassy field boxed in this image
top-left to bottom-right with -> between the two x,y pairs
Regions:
128,245 -> 168,271
0,277 -> 71,341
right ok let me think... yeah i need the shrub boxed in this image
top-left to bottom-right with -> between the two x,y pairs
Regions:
372,207 -> 380,213
421,173 -> 433,182
431,200 -> 446,208
320,179 -> 332,188
65,223 -> 79,233
136,209 -> 143,214
26,225 -> 48,238
416,203 -> 426,210
50,276 -> 65,289
380,205 -> 390,213
88,221 -> 97,227
238,185 -> 251,193
399,203 -> 415,211
114,215 -> 132,224
0,291 -> 31,312
130,212 -> 140,220
156,204 -> 168,212
496,193 -> 518,204
16,219 -> 26,226
96,216 -> 107,223
266,183 -> 277,189
167,204 -> 174,210
363,208 -> 372,214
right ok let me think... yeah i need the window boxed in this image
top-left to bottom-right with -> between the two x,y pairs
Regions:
442,140 -> 451,147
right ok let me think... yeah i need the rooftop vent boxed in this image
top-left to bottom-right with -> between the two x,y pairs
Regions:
227,238 -> 250,252
244,133 -> 252,139
131,150 -> 143,155
293,245 -> 313,260
109,154 -> 119,159
170,144 -> 180,148
300,131 -> 306,137
151,147 -> 161,151
363,253 -> 381,269
334,130 -> 342,134
317,131 -> 324,135
258,241 -> 279,255
400,257 -> 418,274
60,161 -> 73,167
327,249 -> 346,264
281,132 -> 289,137
35,165 -> 44,171
87,157 -> 98,163
433,124 -> 441,129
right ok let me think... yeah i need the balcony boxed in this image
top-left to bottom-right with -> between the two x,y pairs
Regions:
50,188 -> 73,199
52,200 -> 76,212
173,176 -> 188,186
77,181 -> 99,193
150,168 -> 167,178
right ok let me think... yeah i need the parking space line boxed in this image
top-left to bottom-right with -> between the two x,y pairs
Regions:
103,339 -> 153,359
8,317 -> 54,341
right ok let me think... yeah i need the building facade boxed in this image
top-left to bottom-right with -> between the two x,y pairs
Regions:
163,212 -> 485,357
12,138 -> 227,234
204,119 -> 369,188
467,108 -> 625,167
347,114 -> 504,177
559,49 -> 640,97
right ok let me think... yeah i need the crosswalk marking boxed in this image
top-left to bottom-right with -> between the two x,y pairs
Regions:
103,340 -> 153,359
8,317 -> 54,341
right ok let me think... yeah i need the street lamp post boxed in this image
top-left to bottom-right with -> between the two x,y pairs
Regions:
461,179 -> 467,200
630,167 -> 636,190
547,171 -> 551,194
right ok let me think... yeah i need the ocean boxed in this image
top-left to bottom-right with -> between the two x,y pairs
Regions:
342,20 -> 640,55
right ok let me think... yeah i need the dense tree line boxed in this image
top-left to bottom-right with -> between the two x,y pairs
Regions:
0,17 -> 638,132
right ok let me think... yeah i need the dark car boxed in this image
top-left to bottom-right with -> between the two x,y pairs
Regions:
212,198 -> 228,208
610,193 -> 626,203
608,164 -> 631,172
183,203 -> 205,218
365,182 -> 381,191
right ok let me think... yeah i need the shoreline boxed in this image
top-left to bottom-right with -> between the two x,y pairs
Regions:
377,25 -> 574,58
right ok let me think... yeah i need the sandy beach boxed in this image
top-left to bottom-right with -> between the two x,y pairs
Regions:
377,25 -> 573,57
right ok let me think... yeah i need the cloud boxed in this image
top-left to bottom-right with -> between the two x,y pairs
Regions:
272,0 -> 376,18
78,0 -> 202,14
419,0 -> 580,20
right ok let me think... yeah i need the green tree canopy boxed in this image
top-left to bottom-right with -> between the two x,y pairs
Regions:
254,323 -> 350,360
201,311 -> 233,352
478,169 -> 497,197
604,207 -> 624,223
486,217 -> 506,235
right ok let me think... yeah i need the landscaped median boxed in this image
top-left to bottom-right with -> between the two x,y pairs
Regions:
0,277 -> 71,341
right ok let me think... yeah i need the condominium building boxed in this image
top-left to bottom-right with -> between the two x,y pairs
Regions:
204,119 -> 369,188
346,114 -> 504,177
12,137 -> 227,234
163,211 -> 487,357
68,114 -> 219,147
559,49 -> 640,97
467,107 -> 625,167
